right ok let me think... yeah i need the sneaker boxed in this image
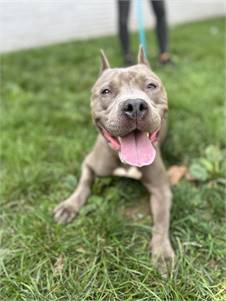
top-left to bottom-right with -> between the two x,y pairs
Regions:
159,52 -> 172,65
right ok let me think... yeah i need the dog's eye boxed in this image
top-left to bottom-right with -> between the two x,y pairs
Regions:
147,83 -> 157,90
101,88 -> 111,95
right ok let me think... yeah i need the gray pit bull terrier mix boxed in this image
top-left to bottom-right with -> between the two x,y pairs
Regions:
54,46 -> 175,271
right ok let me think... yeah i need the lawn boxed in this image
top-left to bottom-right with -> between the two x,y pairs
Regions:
1,17 -> 225,300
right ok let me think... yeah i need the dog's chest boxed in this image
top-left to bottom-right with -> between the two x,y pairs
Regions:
113,166 -> 142,180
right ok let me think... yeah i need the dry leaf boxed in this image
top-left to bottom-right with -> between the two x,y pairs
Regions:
76,247 -> 86,253
53,254 -> 64,275
168,165 -> 187,186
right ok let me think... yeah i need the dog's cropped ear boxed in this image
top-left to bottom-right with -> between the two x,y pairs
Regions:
137,45 -> 150,67
100,49 -> 110,73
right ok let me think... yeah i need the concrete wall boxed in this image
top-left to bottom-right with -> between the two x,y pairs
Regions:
0,0 -> 225,53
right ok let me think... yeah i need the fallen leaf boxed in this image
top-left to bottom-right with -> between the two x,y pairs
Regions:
53,254 -> 64,275
76,247 -> 86,253
168,165 -> 187,186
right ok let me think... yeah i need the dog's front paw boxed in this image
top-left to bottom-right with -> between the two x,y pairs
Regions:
53,200 -> 78,224
150,236 -> 175,277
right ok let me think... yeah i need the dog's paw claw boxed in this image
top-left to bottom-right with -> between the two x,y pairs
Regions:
53,202 -> 77,224
151,238 -> 175,277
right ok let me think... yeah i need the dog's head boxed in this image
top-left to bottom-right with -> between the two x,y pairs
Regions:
91,46 -> 168,167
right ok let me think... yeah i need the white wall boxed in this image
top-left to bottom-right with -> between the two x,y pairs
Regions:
0,0 -> 225,53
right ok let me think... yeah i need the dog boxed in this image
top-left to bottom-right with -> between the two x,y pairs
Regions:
54,46 -> 175,272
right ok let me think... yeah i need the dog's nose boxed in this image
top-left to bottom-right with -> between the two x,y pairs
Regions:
122,99 -> 148,120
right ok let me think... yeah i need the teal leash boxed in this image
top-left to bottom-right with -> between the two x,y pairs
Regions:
135,0 -> 148,56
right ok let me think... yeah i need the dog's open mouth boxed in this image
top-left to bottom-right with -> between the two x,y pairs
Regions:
100,127 -> 159,167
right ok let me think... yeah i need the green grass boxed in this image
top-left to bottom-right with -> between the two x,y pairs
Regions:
1,18 -> 225,300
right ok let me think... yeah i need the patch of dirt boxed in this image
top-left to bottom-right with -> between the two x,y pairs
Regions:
53,254 -> 64,275
123,197 -> 150,220
207,259 -> 219,269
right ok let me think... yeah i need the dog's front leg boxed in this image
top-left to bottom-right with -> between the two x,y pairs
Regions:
54,156 -> 94,224
54,135 -> 119,224
141,151 -> 175,271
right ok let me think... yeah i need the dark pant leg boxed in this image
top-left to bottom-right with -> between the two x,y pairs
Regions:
150,0 -> 169,54
118,0 -> 131,55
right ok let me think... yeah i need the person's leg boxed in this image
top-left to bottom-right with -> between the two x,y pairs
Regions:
118,0 -> 133,65
150,0 -> 171,64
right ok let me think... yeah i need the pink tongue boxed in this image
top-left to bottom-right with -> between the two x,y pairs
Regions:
119,131 -> 156,167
